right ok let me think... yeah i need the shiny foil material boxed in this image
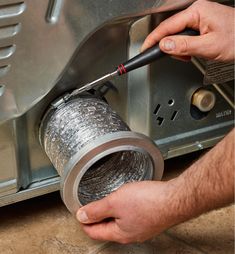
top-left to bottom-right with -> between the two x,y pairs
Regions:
78,151 -> 150,204
40,96 -> 151,205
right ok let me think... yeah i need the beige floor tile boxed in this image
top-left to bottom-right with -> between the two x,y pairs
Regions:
97,242 -> 155,254
0,193 -> 107,254
150,233 -> 204,254
167,205 -> 234,254
98,233 -> 204,254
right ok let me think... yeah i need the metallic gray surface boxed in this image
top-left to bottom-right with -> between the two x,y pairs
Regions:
46,0 -> 64,24
0,177 -> 60,207
40,95 -> 163,207
78,150 -> 150,205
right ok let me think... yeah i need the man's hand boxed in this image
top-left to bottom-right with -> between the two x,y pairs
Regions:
77,129 -> 234,243
76,181 -> 176,244
141,0 -> 234,62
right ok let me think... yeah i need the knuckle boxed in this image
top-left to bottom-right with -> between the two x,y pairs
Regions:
191,11 -> 200,27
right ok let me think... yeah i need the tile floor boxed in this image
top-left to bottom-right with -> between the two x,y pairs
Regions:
0,154 -> 234,254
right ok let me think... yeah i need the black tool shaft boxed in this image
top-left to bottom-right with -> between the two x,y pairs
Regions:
72,29 -> 198,95
116,29 -> 199,75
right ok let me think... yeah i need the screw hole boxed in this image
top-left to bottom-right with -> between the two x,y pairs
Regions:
0,85 -> 5,96
168,99 -> 174,106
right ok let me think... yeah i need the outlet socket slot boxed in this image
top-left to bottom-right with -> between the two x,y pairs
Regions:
156,116 -> 164,126
154,104 -> 161,115
171,110 -> 178,121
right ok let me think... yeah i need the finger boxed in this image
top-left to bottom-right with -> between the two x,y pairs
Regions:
159,34 -> 213,58
81,220 -> 124,243
141,6 -> 199,51
77,196 -> 115,224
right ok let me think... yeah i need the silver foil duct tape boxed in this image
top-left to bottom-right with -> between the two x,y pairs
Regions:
39,94 -> 164,214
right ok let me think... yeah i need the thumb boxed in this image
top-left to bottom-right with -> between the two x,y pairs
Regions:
159,34 -> 209,57
76,196 -> 115,224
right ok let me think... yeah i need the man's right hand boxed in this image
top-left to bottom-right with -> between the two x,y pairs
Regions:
141,0 -> 234,62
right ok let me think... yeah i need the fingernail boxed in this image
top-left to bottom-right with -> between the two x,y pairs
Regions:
77,209 -> 88,223
163,39 -> 175,51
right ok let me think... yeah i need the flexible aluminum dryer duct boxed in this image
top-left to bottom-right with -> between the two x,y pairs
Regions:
39,93 -> 164,214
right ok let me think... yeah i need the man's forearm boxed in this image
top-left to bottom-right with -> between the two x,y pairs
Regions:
168,129 -> 234,225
